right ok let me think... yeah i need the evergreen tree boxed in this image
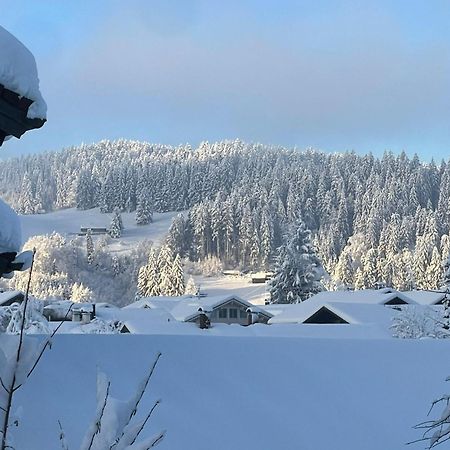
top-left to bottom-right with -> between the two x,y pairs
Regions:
269,220 -> 324,304
185,276 -> 198,295
136,188 -> 153,225
109,210 -> 122,238
170,254 -> 185,296
86,228 -> 94,265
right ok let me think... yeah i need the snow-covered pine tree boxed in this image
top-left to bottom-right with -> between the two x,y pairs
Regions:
109,210 -> 122,238
185,276 -> 198,295
136,187 -> 153,225
111,254 -> 120,277
136,264 -> 150,299
166,214 -> 186,257
158,244 -> 175,296
269,219 -> 324,304
426,246 -> 442,290
86,228 -> 94,265
170,254 -> 185,296
442,249 -> 450,287
71,282 -> 93,302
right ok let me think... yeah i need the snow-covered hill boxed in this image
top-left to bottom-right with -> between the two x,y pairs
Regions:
7,333 -> 449,450
20,207 -> 180,253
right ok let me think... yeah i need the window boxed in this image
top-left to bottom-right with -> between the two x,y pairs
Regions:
219,308 -> 227,319
240,309 -> 247,319
229,308 -> 238,319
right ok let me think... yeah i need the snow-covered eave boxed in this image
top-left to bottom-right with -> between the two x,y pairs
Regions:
0,25 -> 47,120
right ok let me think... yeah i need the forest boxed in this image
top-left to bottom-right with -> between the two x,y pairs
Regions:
0,139 -> 448,291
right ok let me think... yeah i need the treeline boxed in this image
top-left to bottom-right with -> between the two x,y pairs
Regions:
2,139 -> 450,290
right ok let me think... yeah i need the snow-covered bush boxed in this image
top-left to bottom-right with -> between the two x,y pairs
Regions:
185,276 -> 198,295
8,234 -> 154,306
0,299 -> 49,334
412,378 -> 450,447
185,256 -> 223,277
70,282 -> 93,302
391,306 -> 449,339
77,318 -> 121,334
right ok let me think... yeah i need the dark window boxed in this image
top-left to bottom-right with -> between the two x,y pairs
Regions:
229,308 -> 238,319
240,309 -> 247,318
219,309 -> 227,318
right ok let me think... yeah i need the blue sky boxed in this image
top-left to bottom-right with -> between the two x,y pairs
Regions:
2,0 -> 450,159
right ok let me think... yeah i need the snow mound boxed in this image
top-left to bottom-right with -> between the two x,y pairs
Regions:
0,26 -> 47,119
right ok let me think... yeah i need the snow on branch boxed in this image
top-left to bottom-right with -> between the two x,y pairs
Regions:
78,353 -> 164,450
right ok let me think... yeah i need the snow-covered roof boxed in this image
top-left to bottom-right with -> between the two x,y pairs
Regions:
0,26 -> 46,119
124,296 -> 185,312
0,290 -> 23,306
0,199 -> 21,253
403,290 -> 447,305
268,300 -> 396,326
169,294 -> 272,322
307,288 -> 415,306
116,309 -> 176,334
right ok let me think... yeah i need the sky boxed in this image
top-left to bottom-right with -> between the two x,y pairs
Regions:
2,0 -> 450,160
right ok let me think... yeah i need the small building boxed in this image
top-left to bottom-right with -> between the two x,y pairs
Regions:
223,270 -> 242,277
79,227 -> 108,236
251,272 -> 274,284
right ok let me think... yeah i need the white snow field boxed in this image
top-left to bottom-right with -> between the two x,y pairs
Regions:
3,333 -> 448,450
20,207 -> 180,252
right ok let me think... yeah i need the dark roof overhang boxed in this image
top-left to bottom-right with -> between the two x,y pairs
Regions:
0,83 -> 45,146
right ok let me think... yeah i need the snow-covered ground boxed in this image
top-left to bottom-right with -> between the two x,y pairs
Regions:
5,333 -> 449,450
20,207 -> 181,254
192,275 -> 269,305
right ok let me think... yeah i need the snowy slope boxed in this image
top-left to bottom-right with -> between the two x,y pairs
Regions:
20,208 -> 269,304
6,334 -> 449,450
20,208 -> 180,253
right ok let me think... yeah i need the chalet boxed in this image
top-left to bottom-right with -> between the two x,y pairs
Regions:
131,294 -> 273,327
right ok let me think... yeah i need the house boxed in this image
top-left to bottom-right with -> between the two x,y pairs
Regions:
268,300 -> 396,328
0,290 -> 24,306
131,294 -> 273,326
